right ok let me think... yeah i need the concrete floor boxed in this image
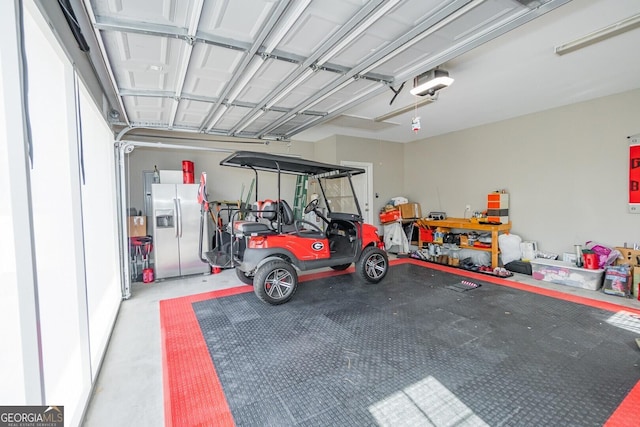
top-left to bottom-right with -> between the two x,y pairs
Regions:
81,261 -> 640,427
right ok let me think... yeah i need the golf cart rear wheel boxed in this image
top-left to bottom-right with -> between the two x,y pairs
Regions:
330,263 -> 351,271
357,246 -> 388,283
235,268 -> 254,285
253,260 -> 298,305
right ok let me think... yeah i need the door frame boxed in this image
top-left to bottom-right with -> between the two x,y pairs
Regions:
341,160 -> 374,225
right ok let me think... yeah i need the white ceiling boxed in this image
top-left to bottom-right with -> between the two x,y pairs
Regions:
65,0 -> 640,143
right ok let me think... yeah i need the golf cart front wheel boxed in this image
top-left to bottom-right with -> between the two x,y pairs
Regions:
235,268 -> 254,285
357,246 -> 388,283
253,260 -> 298,305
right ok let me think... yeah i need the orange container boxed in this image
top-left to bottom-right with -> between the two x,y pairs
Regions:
487,193 -> 509,209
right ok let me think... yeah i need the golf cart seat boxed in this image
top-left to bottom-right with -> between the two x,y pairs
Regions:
277,199 -> 295,227
233,199 -> 294,235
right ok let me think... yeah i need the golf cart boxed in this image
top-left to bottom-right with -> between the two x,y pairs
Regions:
204,151 -> 388,305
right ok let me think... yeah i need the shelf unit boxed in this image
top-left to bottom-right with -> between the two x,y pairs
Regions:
418,217 -> 512,269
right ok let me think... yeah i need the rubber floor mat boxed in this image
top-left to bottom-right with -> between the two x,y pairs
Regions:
161,260 -> 640,426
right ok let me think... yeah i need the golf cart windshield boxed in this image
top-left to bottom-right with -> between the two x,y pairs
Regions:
316,175 -> 360,216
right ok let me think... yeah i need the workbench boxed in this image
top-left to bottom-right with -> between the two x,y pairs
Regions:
418,217 -> 512,269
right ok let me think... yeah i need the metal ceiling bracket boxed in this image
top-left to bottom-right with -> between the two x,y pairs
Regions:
389,82 -> 406,105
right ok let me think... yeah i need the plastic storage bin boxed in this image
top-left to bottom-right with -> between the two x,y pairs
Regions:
530,258 -> 604,290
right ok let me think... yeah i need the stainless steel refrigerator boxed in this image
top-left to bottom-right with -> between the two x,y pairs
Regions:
151,183 -> 209,279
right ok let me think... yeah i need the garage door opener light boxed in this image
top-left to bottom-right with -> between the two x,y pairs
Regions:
410,69 -> 454,97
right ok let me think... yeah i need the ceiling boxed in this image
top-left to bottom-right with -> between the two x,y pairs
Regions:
60,0 -> 640,143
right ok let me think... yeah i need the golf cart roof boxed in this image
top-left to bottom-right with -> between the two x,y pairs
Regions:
220,151 -> 365,178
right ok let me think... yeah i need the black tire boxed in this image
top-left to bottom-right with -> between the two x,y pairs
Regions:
330,263 -> 351,271
235,268 -> 254,285
253,260 -> 298,305
357,246 -> 388,283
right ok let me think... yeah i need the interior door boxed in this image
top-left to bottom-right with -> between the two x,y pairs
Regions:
341,161 -> 373,224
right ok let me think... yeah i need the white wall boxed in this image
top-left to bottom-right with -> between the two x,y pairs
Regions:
124,139 -> 315,218
404,89 -> 640,255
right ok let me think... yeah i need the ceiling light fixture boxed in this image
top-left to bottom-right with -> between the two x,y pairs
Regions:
409,69 -> 454,96
374,96 -> 437,122
555,12 -> 640,55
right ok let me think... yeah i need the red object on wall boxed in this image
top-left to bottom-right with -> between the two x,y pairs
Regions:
630,144 -> 640,204
183,160 -> 195,184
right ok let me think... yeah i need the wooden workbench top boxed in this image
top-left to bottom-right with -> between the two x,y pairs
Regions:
419,217 -> 511,231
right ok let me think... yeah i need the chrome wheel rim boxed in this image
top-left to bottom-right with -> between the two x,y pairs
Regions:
365,253 -> 386,279
264,268 -> 294,300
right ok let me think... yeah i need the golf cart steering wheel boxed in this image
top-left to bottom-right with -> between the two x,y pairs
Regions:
304,198 -> 319,214
294,219 -> 323,235
304,198 -> 330,225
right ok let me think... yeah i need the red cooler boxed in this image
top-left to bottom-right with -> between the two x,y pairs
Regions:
182,160 -> 194,184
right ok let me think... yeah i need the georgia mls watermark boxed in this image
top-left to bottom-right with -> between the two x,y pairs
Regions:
0,406 -> 63,427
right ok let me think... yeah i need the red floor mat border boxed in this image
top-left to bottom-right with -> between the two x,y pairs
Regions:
160,258 -> 640,427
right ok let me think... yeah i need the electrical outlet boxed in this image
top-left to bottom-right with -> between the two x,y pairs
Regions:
465,204 -> 471,212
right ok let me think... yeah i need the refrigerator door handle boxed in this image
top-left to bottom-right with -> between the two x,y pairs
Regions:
177,198 -> 183,238
174,198 -> 180,237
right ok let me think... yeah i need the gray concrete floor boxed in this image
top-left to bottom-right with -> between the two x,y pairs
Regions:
81,260 -> 640,427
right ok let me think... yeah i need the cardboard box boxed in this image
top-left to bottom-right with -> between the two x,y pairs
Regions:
399,203 -> 422,219
128,216 -> 147,237
530,258 -> 604,291
614,247 -> 640,266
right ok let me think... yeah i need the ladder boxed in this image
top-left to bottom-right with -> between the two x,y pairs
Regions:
293,175 -> 308,220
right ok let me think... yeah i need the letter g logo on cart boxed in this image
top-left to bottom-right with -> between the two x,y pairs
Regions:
311,241 -> 324,251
